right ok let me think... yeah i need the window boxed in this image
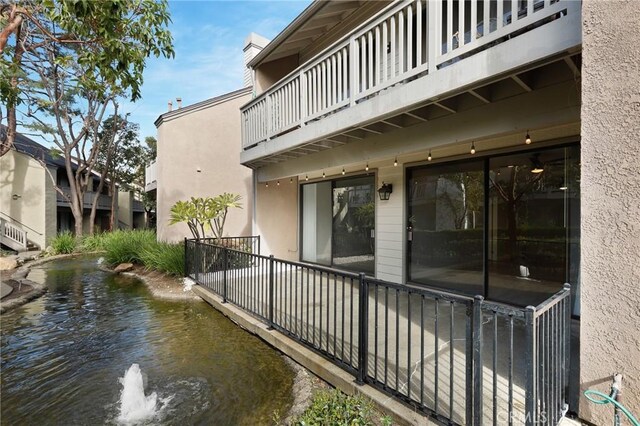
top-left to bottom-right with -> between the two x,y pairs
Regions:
407,144 -> 580,309
301,175 -> 375,274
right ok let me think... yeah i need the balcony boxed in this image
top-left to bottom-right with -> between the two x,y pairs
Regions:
186,238 -> 572,425
241,0 -> 581,167
56,187 -> 112,210
145,160 -> 157,192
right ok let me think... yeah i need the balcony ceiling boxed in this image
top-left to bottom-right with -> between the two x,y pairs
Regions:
249,1 -> 367,65
244,53 -> 582,170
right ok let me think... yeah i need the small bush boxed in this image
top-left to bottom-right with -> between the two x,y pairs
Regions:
50,231 -> 77,254
79,233 -> 108,252
139,242 -> 184,276
102,229 -> 156,265
295,389 -> 375,426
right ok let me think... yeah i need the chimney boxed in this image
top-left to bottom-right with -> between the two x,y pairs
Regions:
168,101 -> 173,112
243,33 -> 270,88
176,97 -> 182,109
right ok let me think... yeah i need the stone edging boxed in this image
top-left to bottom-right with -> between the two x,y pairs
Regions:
0,253 -> 80,314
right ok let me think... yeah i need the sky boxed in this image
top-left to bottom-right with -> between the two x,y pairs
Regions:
120,0 -> 312,141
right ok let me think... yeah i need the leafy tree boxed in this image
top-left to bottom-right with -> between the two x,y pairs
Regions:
0,0 -> 174,156
95,114 -> 145,231
169,194 -> 242,240
144,136 -> 157,161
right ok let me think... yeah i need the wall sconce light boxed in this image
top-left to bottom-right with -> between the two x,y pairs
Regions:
196,168 -> 202,173
378,182 -> 393,201
12,194 -> 21,200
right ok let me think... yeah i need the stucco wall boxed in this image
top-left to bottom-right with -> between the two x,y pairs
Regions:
255,175 -> 299,260
0,150 -> 48,249
156,91 -> 254,243
118,191 -> 133,229
580,1 -> 640,423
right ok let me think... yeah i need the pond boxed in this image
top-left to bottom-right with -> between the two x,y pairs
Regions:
0,256 -> 294,425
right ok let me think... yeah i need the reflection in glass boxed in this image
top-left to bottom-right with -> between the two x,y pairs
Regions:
408,162 -> 484,294
332,177 -> 375,274
301,176 -> 375,274
488,146 -> 580,307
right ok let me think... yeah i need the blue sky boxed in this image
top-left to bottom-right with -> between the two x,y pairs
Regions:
121,0 -> 312,141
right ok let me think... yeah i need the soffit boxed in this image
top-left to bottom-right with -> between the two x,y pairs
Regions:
248,1 -> 366,66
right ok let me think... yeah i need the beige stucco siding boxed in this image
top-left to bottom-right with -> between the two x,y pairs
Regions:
580,1 -> 640,424
255,176 -> 299,260
0,150 -> 49,249
156,91 -> 254,243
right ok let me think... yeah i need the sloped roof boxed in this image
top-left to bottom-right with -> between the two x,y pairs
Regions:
6,128 -> 65,168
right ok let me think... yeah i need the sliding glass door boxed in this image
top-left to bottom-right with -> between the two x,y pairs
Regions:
408,161 -> 485,295
301,176 -> 375,274
408,144 -> 580,308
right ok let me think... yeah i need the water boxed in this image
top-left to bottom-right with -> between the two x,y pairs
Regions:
0,256 -> 294,425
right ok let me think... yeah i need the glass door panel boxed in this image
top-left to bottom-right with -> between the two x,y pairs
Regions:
332,176 -> 375,274
408,161 -> 484,295
301,182 -> 332,265
488,146 -> 580,306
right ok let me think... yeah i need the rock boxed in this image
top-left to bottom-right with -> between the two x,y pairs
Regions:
114,263 -> 134,273
0,257 -> 18,271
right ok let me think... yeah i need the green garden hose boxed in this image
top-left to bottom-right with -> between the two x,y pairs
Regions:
584,389 -> 640,426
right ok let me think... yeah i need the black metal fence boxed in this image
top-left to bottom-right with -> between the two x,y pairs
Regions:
185,238 -> 571,426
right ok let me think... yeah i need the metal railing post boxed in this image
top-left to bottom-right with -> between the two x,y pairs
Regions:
183,237 -> 188,278
563,284 -> 571,404
524,305 -> 537,426
222,248 -> 228,303
356,273 -> 369,385
472,295 -> 484,426
268,254 -> 275,330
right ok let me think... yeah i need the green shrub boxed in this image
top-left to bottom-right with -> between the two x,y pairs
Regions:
50,231 -> 77,254
78,233 -> 108,252
102,229 -> 156,265
139,242 -> 184,276
295,389 -> 375,426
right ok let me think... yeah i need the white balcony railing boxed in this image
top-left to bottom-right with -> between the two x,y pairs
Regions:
145,160 -> 157,192
242,0 -> 577,149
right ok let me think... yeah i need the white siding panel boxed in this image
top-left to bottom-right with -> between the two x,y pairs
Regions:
375,165 -> 405,284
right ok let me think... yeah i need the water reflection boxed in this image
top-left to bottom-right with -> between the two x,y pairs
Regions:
1,256 -> 293,425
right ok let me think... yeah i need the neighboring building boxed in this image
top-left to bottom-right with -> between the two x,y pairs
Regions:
0,131 -> 144,250
236,1 -> 639,425
147,33 -> 269,243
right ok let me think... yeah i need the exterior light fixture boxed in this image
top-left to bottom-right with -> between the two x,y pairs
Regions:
525,131 -> 532,145
322,171 -> 326,178
470,142 -> 476,155
365,163 -> 369,171
277,180 -> 280,186
427,150 -> 432,161
266,182 -> 269,188
531,166 -> 544,174
305,175 -> 309,181
531,156 -> 544,174
377,182 -> 393,201
12,194 -> 21,200
342,168 -> 345,175
394,157 -> 398,167
290,178 -> 293,184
